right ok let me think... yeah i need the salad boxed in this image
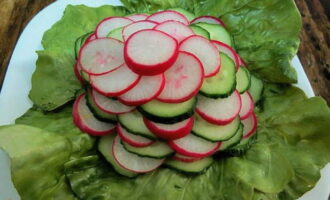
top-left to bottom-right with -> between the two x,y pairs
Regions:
1,0 -> 330,199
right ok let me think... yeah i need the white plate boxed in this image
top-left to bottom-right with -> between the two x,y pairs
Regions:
0,0 -> 329,199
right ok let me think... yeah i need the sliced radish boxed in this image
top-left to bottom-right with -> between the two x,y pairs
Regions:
154,20 -> 194,43
143,117 -> 194,140
86,33 -> 96,42
92,89 -> 135,114
157,51 -> 203,103
242,112 -> 257,138
196,91 -> 242,125
168,134 -> 220,158
74,62 -> 84,83
191,16 -> 226,27
112,135 -> 164,173
212,40 -> 240,71
118,74 -> 165,106
147,10 -> 189,25
124,29 -> 179,76
117,123 -> 155,147
179,35 -> 220,77
96,17 -> 133,38
79,38 -> 124,75
239,92 -> 254,120
90,64 -> 140,96
122,20 -> 158,41
127,14 -> 149,22
172,153 -> 202,163
73,94 -> 116,136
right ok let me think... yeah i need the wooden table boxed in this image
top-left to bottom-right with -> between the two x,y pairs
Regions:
0,0 -> 329,105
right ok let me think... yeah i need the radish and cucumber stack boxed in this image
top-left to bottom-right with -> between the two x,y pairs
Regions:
72,8 -> 264,176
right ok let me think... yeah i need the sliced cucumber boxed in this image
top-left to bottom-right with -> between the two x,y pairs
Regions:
189,25 -> 210,39
138,98 -> 196,124
165,157 -> 214,173
122,140 -> 174,158
194,22 -> 232,46
98,134 -> 138,177
218,123 -> 243,151
107,27 -> 124,41
192,115 -> 240,142
236,67 -> 251,94
169,8 -> 195,21
74,32 -> 93,59
200,53 -> 236,98
85,88 -> 117,123
226,133 -> 257,156
118,111 -> 157,139
248,75 -> 264,103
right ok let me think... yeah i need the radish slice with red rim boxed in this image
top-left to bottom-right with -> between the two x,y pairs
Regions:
124,29 -> 179,76
157,51 -> 204,103
122,20 -> 158,41
90,64 -> 140,97
168,134 -> 220,158
73,94 -> 116,136
74,62 -> 84,83
112,135 -> 164,173
92,89 -> 135,114
191,16 -> 226,27
212,40 -> 240,71
196,91 -> 242,125
118,74 -> 165,106
117,123 -> 155,147
179,35 -> 220,77
172,153 -> 202,163
96,17 -> 133,38
79,38 -> 124,75
154,20 -> 194,43
239,92 -> 254,120
86,33 -> 96,42
147,10 -> 189,25
143,117 -> 194,140
127,14 -> 149,22
242,112 -> 257,138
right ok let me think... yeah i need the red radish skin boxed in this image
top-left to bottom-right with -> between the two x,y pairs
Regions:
96,17 -> 133,38
196,91 -> 242,125
143,117 -> 194,140
90,64 -> 140,97
127,14 -> 149,22
117,124 -> 155,147
242,112 -> 257,139
157,51 -> 204,103
172,154 -> 202,163
74,62 -> 84,83
154,20 -> 194,43
73,94 -> 116,136
79,38 -> 124,75
191,16 -> 226,27
124,29 -> 179,76
239,92 -> 255,120
179,35 -> 220,77
119,74 -> 165,106
122,20 -> 158,41
239,56 -> 247,67
147,10 -> 189,25
212,40 -> 240,71
86,33 -> 96,42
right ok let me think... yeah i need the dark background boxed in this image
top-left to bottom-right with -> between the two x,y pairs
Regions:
0,0 -> 329,105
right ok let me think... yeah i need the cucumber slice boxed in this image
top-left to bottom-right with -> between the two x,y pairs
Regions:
192,115 -> 240,142
122,140 -> 174,158
200,53 -> 236,98
85,88 -> 117,123
248,75 -> 264,103
236,67 -> 251,94
165,157 -> 214,173
118,111 -> 157,139
98,134 -> 138,177
189,25 -> 210,39
75,32 -> 93,59
107,27 -> 124,41
169,8 -> 195,21
218,123 -> 243,151
138,98 -> 196,124
226,133 -> 257,156
194,22 -> 232,46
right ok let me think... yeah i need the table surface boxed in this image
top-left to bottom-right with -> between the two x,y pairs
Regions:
0,0 -> 329,105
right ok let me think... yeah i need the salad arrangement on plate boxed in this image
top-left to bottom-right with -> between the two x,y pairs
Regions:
1,0 -> 330,199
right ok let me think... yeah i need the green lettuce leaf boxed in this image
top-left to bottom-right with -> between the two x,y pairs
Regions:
121,0 -> 301,83
29,5 -> 128,111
